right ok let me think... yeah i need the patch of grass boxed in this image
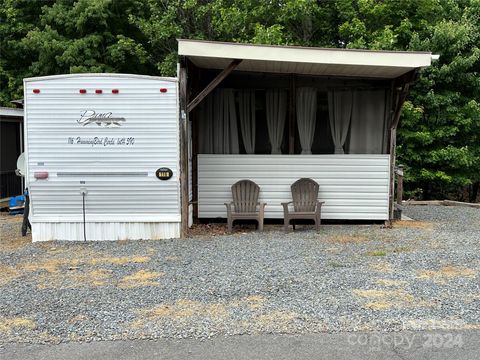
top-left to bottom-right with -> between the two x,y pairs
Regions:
0,236 -> 31,252
18,255 -> 150,274
0,317 -> 36,333
68,314 -> 89,323
405,319 -> 480,331
375,278 -> 408,287
118,270 -> 164,288
36,268 -> 112,289
0,265 -> 21,287
329,234 -> 368,243
353,289 -> 433,310
367,250 -> 387,257
87,256 -> 150,266
137,299 -> 227,321
369,262 -> 393,273
242,295 -> 266,310
417,266 -> 476,284
132,296 -> 298,333
328,261 -> 348,268
249,310 -> 298,326
392,220 -> 432,230
393,246 -> 411,253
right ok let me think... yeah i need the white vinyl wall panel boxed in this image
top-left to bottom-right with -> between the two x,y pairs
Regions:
198,155 -> 390,220
24,74 -> 180,241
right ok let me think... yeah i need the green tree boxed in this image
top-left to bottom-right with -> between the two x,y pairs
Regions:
0,0 -> 53,104
398,1 -> 480,201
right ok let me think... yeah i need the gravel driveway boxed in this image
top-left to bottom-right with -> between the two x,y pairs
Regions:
0,206 -> 479,344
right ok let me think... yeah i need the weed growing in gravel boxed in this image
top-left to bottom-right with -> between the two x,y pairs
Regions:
367,250 -> 387,257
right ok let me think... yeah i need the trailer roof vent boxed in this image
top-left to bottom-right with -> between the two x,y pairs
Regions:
95,89 -> 103,94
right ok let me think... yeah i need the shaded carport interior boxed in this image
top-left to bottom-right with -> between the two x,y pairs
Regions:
0,106 -> 24,199
176,39 -> 435,235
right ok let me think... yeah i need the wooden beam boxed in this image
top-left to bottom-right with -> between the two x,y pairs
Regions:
396,165 -> 404,205
388,69 -> 417,220
187,59 -> 242,113
179,60 -> 189,237
190,65 -> 201,221
288,74 -> 296,154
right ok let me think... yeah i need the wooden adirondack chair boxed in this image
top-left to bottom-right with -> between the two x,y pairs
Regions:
282,178 -> 325,231
225,180 -> 266,232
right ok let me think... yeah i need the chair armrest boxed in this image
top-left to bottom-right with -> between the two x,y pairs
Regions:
224,202 -> 234,216
282,201 -> 293,214
258,202 -> 266,217
315,201 -> 325,215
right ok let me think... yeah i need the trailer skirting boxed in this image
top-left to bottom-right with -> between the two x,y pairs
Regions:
31,221 -> 181,242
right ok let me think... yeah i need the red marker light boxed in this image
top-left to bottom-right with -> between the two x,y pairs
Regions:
95,89 -> 103,94
33,89 -> 40,94
79,89 -> 87,94
160,88 -> 168,93
34,171 -> 49,180
112,89 -> 119,94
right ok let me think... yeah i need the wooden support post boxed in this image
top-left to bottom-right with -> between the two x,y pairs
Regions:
389,127 -> 397,220
288,75 -> 296,154
179,60 -> 189,237
388,70 -> 416,220
187,59 -> 242,113
396,165 -> 404,205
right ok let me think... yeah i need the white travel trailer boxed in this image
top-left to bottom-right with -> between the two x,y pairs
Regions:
23,74 -> 181,241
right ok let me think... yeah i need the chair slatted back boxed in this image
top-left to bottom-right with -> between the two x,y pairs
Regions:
291,178 -> 319,212
232,180 -> 260,213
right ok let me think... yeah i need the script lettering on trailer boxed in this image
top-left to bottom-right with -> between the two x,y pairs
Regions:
77,110 -> 126,127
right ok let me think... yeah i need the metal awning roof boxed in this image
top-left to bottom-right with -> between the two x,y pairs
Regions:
0,106 -> 23,118
178,39 -> 434,79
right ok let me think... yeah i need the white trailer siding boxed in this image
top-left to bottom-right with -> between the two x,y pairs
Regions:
24,74 -> 180,241
198,154 -> 390,220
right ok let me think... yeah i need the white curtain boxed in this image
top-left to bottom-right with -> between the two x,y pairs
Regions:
328,90 -> 353,154
296,87 -> 317,154
349,90 -> 386,154
212,88 -> 239,154
266,89 -> 287,154
198,89 -> 239,154
238,90 -> 256,154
